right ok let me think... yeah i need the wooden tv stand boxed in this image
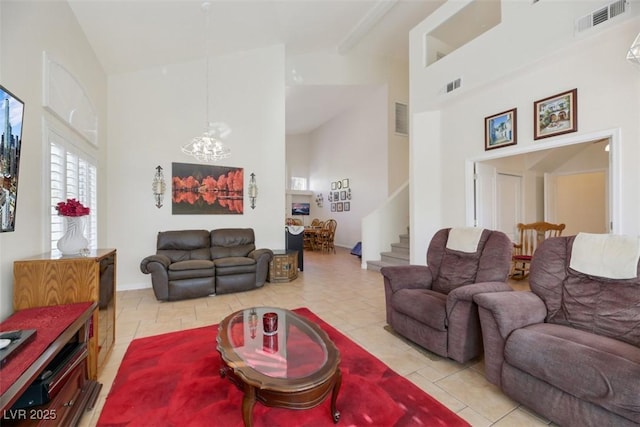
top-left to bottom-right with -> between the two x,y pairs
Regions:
0,302 -> 101,426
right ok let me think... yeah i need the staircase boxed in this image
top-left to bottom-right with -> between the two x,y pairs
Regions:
366,233 -> 410,272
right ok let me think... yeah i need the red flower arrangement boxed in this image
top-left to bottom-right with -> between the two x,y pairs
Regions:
56,198 -> 90,217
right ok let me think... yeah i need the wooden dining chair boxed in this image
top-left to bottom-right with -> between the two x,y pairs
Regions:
317,219 -> 337,254
511,221 -> 566,280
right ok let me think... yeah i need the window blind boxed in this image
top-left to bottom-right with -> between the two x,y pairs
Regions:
49,134 -> 97,251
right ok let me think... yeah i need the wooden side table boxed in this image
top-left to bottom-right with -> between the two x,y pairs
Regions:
268,250 -> 298,283
13,249 -> 116,380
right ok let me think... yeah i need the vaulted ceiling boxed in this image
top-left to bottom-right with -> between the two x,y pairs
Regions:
67,0 -> 445,133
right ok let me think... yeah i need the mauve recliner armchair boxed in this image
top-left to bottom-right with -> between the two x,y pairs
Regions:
474,234 -> 640,427
381,228 -> 513,363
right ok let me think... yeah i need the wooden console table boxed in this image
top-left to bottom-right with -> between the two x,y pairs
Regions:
0,302 -> 101,426
268,250 -> 298,283
13,249 -> 116,380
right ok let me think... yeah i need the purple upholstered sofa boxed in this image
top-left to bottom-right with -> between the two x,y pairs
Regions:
474,234 -> 640,427
381,227 -> 513,363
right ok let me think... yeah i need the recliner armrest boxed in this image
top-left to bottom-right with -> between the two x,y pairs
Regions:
448,281 -> 513,302
140,254 -> 171,273
248,248 -> 274,262
473,291 -> 547,386
249,248 -> 274,287
473,291 -> 546,338
446,281 -> 513,317
380,265 -> 433,292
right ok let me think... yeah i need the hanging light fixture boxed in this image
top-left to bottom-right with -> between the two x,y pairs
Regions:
182,2 -> 231,162
627,32 -> 640,67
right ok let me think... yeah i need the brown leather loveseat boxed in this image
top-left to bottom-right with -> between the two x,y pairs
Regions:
140,228 -> 273,301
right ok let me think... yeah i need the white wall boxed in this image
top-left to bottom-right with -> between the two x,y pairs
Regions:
107,45 -> 286,290
308,86 -> 388,249
286,133 -> 312,189
0,1 -> 107,320
410,3 -> 640,263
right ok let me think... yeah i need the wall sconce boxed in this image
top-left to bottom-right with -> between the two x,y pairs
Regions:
152,165 -> 166,208
248,173 -> 258,209
328,192 -> 333,202
315,193 -> 323,207
347,188 -> 351,200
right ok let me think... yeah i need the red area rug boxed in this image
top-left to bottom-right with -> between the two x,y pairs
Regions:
97,308 -> 469,427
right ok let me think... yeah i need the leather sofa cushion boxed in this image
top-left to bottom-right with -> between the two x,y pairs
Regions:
169,260 -> 215,271
391,289 -> 447,331
505,323 -> 640,422
214,257 -> 256,276
211,228 -> 256,259
167,261 -> 215,281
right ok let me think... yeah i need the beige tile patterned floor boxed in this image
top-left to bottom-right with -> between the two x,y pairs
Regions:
79,247 -> 552,427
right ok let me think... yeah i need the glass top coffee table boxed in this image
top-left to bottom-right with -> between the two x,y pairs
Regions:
217,307 -> 341,427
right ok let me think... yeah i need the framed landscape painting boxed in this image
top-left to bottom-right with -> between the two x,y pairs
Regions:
534,89 -> 577,140
171,162 -> 244,215
485,108 -> 517,150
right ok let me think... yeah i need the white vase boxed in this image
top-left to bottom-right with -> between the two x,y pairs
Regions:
57,216 -> 89,256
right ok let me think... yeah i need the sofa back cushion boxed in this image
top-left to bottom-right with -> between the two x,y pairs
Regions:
156,229 -> 211,262
427,228 -> 512,294
210,228 -> 256,259
530,235 -> 640,347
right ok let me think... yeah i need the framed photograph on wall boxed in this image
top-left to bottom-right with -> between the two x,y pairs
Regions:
337,202 -> 343,212
344,202 -> 350,212
341,179 -> 349,188
331,203 -> 336,212
333,191 -> 339,201
331,181 -> 337,190
534,89 -> 577,140
340,191 -> 346,200
484,108 -> 517,150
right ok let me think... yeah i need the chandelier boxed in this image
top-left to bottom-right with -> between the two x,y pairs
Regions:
627,32 -> 640,67
182,2 -> 231,162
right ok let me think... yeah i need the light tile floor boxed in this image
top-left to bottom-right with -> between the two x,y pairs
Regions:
80,247 -> 552,427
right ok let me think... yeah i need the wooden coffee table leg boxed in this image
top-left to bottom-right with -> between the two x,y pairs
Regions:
242,384 -> 256,427
331,369 -> 342,423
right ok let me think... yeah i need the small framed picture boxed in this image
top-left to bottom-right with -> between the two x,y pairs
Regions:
344,202 -> 350,211
331,181 -> 337,190
337,202 -> 343,212
333,191 -> 339,201
534,89 -> 577,140
484,108 -> 517,150
341,179 -> 349,188
340,190 -> 346,200
331,203 -> 336,212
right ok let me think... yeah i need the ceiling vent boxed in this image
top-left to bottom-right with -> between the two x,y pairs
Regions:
576,0 -> 628,33
446,78 -> 462,93
394,102 -> 408,136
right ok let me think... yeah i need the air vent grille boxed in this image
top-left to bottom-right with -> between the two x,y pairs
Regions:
576,0 -> 628,33
394,102 -> 408,136
446,78 -> 462,93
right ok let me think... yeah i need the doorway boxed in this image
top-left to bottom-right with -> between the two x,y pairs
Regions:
470,132 -> 616,241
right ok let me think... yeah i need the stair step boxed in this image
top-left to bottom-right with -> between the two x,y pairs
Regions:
390,241 -> 409,255
366,259 -> 409,272
380,251 -> 410,264
367,231 -> 411,272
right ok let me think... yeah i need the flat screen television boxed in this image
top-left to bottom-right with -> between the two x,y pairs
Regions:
0,84 -> 24,233
291,202 -> 310,216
